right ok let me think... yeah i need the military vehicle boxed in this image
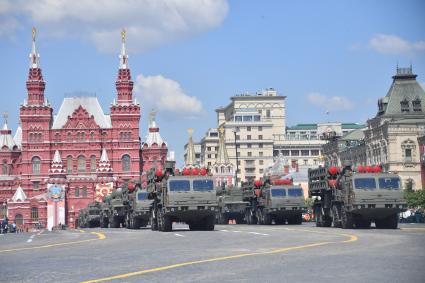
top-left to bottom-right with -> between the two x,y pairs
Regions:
148,162 -> 218,232
308,164 -> 406,229
216,185 -> 249,224
78,202 -> 101,228
125,183 -> 153,229
99,187 -> 128,228
243,178 -> 307,225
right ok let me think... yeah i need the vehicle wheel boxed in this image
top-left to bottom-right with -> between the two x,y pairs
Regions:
314,205 -> 322,227
386,214 -> 399,229
355,217 -> 371,229
150,213 -> 158,231
264,214 -> 272,225
236,215 -> 245,224
341,209 -> 353,229
110,218 -> 119,228
294,214 -> 303,225
163,215 -> 172,232
189,222 -> 199,230
205,215 -> 215,231
133,218 -> 142,229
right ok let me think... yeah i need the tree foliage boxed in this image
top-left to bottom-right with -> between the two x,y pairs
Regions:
404,179 -> 425,208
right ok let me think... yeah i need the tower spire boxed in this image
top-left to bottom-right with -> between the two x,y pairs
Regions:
216,126 -> 230,164
115,29 -> 134,105
30,27 -> 40,68
26,27 -> 46,106
119,29 -> 129,69
185,128 -> 197,167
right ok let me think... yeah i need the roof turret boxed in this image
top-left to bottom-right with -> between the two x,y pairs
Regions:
0,112 -> 16,150
144,109 -> 166,147
215,126 -> 230,165
185,128 -> 197,167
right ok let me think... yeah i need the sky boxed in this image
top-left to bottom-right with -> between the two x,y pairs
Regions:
1,0 -> 425,166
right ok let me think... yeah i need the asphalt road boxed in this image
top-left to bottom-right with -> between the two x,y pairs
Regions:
0,223 -> 424,283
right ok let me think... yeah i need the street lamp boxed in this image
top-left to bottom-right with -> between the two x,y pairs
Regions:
233,127 -> 240,186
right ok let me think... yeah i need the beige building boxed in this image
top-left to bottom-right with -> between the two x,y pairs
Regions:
322,66 -> 425,190
186,88 -> 362,185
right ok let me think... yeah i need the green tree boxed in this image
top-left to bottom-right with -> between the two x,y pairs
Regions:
404,179 -> 425,208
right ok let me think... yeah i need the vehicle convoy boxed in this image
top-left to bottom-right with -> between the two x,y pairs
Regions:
308,163 -> 407,229
243,178 -> 307,225
147,162 -> 218,232
216,185 -> 249,224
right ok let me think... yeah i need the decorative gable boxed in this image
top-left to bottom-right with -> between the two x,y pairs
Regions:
62,106 -> 101,129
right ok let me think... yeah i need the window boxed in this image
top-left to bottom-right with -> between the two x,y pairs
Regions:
207,147 -> 211,151
32,157 -> 41,174
67,132 -> 72,141
81,132 -> 86,141
77,156 -> 86,173
311,150 -> 320,156
288,188 -> 303,197
248,152 -> 252,157
82,186 -> 88,197
67,156 -> 73,174
208,162 -> 212,166
266,110 -> 271,118
258,135 -> 263,140
122,154 -> 131,172
90,156 -> 96,172
271,188 -> 286,197
2,160 -> 7,175
246,144 -> 251,149
259,160 -> 264,165
193,179 -> 214,191
235,116 -> 242,122
247,126 -> 251,132
75,188 -> 80,197
254,115 -> 261,121
247,135 -> 251,140
413,99 -> 422,112
169,180 -> 190,192
405,148 -> 412,162
304,159 -> 308,165
243,116 -> 253,122
32,182 -> 39,190
258,126 -> 263,131
90,132 -> 95,141
259,169 -> 264,173
237,160 -> 241,165
301,150 -> 310,156
401,99 -> 409,112
378,178 -> 400,190
282,150 -> 290,156
31,207 -> 38,222
259,143 -> 263,148
354,178 -> 376,190
259,152 -> 263,157
291,150 -> 300,156
207,154 -> 212,158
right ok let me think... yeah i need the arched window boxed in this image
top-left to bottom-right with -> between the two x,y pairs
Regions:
31,207 -> 38,222
77,155 -> 86,172
32,156 -> 41,174
15,214 -> 23,225
90,156 -> 96,172
2,160 -> 7,175
82,186 -> 88,197
67,156 -> 73,174
81,132 -> 86,141
90,132 -> 95,141
67,132 -> 72,141
75,187 -> 80,197
122,154 -> 130,172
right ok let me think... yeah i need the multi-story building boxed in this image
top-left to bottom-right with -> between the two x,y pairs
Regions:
0,29 -> 165,230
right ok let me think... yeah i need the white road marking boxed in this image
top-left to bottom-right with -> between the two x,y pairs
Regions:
30,234 -> 35,239
174,233 -> 185,237
219,230 -> 229,232
27,239 -> 32,243
248,232 -> 269,236
232,230 -> 242,233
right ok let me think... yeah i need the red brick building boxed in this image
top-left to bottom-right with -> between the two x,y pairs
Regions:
0,30 -> 167,230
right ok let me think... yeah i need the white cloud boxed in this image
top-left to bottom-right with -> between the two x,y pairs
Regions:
0,0 -> 229,53
369,34 -> 425,55
307,93 -> 355,111
134,73 -> 203,118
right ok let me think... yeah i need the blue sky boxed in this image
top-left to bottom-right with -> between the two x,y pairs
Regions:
1,0 -> 424,166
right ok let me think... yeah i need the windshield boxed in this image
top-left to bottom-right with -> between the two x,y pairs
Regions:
271,188 -> 286,197
287,188 -> 303,197
169,180 -> 190,192
137,192 -> 148,200
379,177 -> 400,190
193,179 -> 214,191
354,178 -> 376,190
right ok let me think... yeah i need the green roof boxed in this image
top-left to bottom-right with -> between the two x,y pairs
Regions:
341,123 -> 366,129
287,124 -> 317,130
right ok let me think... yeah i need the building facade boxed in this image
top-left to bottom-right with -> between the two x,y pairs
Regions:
0,30 -> 146,230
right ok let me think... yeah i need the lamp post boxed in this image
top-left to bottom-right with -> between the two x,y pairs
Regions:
233,128 -> 239,186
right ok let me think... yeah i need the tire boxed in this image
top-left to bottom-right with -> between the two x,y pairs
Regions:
355,217 -> 371,229
264,214 -> 272,225
189,222 -> 199,230
204,215 -> 215,231
293,214 -> 303,225
341,209 -> 354,229
110,218 -> 120,228
376,214 -> 398,229
163,215 -> 172,232
133,218 -> 142,229
150,213 -> 158,231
